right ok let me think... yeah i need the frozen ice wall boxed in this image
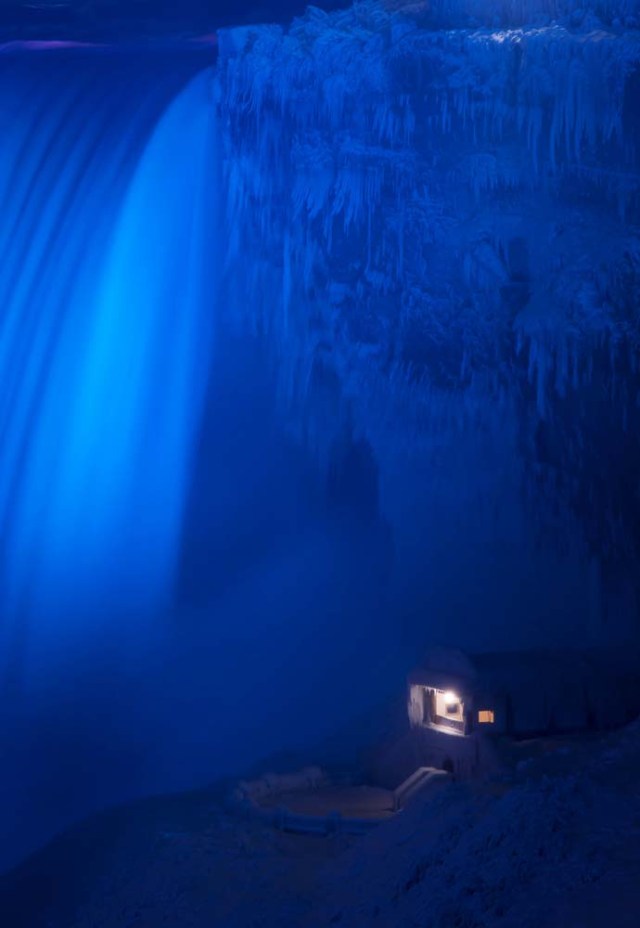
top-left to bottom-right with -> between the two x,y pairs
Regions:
398,0 -> 640,28
215,1 -> 640,647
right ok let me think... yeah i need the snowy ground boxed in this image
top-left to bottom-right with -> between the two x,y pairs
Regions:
1,720 -> 639,927
312,722 -> 640,928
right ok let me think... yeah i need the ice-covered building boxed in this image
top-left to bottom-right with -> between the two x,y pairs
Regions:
408,646 -> 640,774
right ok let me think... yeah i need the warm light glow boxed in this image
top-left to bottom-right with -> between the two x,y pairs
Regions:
443,691 -> 459,707
478,710 -> 495,724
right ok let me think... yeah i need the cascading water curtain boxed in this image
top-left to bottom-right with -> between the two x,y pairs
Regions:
0,50 -> 218,685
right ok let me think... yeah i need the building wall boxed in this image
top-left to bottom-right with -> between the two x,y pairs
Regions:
411,727 -> 500,780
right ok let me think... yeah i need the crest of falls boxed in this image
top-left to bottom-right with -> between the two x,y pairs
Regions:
0,52 -> 217,684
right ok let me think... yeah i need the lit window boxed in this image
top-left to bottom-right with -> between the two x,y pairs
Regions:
478,710 -> 495,724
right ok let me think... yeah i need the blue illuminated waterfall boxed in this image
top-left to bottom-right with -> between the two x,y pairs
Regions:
0,50 -> 217,684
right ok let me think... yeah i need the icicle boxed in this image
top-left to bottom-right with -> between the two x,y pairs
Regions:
282,229 -> 292,340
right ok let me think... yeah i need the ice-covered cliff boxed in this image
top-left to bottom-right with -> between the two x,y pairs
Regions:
215,1 -> 640,642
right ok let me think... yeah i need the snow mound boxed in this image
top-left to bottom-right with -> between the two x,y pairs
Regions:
314,719 -> 640,927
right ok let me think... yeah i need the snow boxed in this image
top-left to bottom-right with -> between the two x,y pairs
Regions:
311,719 -> 640,927
2,718 -> 638,927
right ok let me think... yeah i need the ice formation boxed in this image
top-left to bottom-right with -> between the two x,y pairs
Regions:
215,0 -> 640,632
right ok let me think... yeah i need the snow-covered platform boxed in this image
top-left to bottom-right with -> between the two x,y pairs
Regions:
258,784 -> 395,818
230,765 -> 450,835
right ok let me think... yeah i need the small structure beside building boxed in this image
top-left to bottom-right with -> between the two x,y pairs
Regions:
407,646 -> 640,778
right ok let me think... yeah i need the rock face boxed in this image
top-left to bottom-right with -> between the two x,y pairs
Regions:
216,1 -> 640,643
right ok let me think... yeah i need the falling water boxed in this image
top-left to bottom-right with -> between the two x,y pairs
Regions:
0,48 -> 217,687
0,46 -> 396,873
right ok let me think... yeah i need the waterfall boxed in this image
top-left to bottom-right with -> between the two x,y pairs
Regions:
0,49 -> 217,687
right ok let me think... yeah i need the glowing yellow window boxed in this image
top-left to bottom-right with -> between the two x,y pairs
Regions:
478,710 -> 495,724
